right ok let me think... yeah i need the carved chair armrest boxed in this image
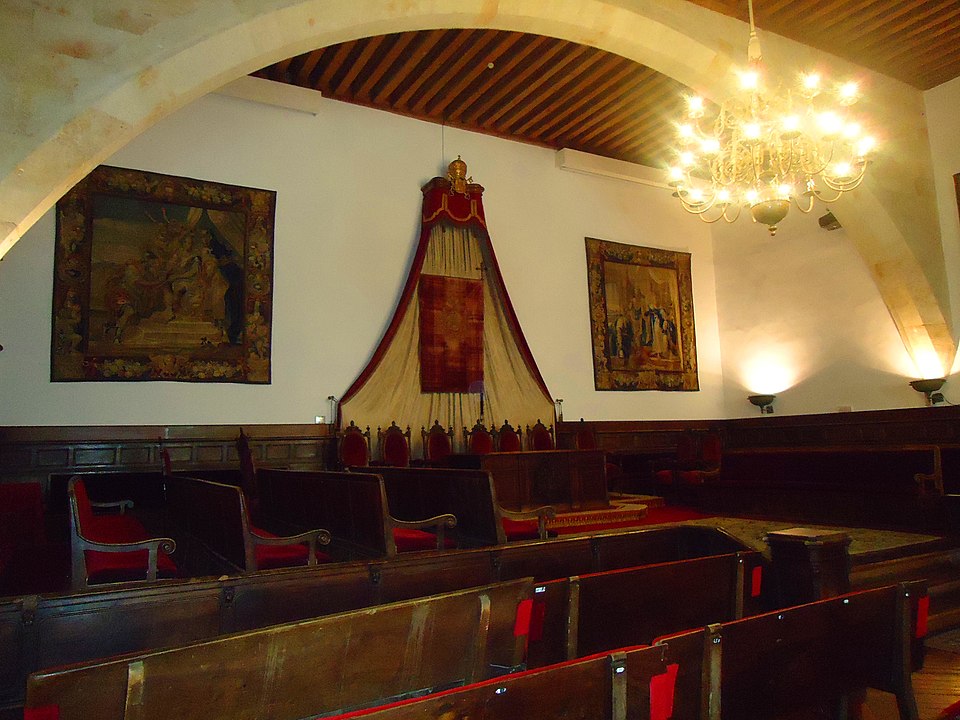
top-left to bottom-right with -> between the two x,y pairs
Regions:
914,446 -> 943,497
90,499 -> 135,514
500,505 -> 556,540
392,514 -> 458,550
73,532 -> 176,585
250,528 -> 332,566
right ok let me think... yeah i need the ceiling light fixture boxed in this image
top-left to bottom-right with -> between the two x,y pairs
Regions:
666,0 -> 876,236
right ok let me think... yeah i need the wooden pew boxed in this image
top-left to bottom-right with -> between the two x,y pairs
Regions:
0,525 -> 756,709
67,476 -> 178,590
256,468 -> 457,557
371,466 -> 555,546
526,550 -> 764,668
25,579 -> 534,720
656,581 -> 927,720
164,474 -> 332,574
320,582 -> 927,720
325,643 -> 697,720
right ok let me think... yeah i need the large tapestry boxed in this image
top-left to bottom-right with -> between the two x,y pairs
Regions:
52,165 -> 275,383
418,274 -> 484,392
586,237 -> 699,391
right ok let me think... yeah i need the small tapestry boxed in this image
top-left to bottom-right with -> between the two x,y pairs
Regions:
418,274 -> 483,392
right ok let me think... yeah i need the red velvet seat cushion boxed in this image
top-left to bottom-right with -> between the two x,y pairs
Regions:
250,527 -> 332,569
500,517 -> 548,541
676,470 -> 708,485
392,527 -> 456,552
83,516 -> 178,583
653,469 -> 674,485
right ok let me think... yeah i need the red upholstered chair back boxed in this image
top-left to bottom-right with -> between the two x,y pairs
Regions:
528,420 -> 555,451
676,432 -> 698,467
700,430 -> 722,468
422,420 -> 454,463
340,421 -> 371,468
496,421 -> 522,452
575,420 -> 596,450
379,422 -> 411,467
70,478 -> 97,531
0,482 -> 45,547
465,421 -> 495,455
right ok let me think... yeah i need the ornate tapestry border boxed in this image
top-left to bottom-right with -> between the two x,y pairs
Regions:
585,237 -> 699,391
51,165 -> 275,383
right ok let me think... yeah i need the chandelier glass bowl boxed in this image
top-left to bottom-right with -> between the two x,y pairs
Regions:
666,1 -> 876,236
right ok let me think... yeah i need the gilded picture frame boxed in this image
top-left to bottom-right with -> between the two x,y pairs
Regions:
585,237 -> 699,391
52,165 -> 275,383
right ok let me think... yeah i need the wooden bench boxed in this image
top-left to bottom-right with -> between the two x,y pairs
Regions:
0,525 -> 755,709
656,580 -> 927,720
320,582 -> 927,720
25,579 -> 534,720
256,468 -> 457,557
372,466 -> 555,546
164,474 -> 332,574
526,550 -> 764,668
66,476 -> 178,591
326,642 -> 696,720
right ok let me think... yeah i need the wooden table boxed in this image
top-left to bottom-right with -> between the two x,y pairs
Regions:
449,450 -> 609,511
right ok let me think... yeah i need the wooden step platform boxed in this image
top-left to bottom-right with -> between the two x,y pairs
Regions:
545,494 -> 662,530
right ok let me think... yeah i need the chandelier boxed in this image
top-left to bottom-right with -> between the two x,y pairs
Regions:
666,0 -> 876,236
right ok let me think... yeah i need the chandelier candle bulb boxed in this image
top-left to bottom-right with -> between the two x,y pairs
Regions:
665,0 -> 876,235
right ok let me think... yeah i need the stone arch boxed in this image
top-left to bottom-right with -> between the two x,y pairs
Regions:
0,0 -> 953,369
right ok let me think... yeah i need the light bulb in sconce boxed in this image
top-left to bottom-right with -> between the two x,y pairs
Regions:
748,394 -> 776,414
909,378 -> 946,406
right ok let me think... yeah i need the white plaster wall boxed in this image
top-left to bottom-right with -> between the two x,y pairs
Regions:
0,90 -> 725,426
925,75 -> 960,370
712,209 -> 924,418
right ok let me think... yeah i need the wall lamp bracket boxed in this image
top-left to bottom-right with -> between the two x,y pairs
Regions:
748,394 -> 776,414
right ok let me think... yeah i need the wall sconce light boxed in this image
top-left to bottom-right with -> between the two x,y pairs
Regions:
909,378 -> 946,406
554,398 -> 564,422
748,394 -> 776,414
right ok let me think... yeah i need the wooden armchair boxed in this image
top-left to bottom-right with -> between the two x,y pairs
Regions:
340,421 -> 372,468
68,476 -> 177,590
463,420 -> 495,455
495,420 -> 523,452
421,420 -> 454,465
526,419 -> 555,450
377,421 -> 411,467
653,430 -> 722,487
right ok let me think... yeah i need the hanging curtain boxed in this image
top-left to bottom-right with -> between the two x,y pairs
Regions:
339,174 -> 554,460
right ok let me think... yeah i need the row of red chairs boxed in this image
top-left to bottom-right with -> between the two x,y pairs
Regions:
340,418 -> 556,467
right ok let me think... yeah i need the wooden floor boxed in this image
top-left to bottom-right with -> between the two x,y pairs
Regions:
865,648 -> 960,719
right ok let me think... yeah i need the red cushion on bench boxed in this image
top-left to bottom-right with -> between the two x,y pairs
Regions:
250,527 -> 332,569
501,517 -> 543,541
392,527 -> 456,552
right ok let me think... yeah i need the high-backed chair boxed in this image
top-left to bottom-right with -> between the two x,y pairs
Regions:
377,421 -> 412,467
574,418 -> 597,450
464,420 -> 495,455
495,421 -> 522,452
421,420 -> 454,465
67,476 -> 178,590
527,419 -> 555,451
340,421 -> 371,468
653,431 -> 698,488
